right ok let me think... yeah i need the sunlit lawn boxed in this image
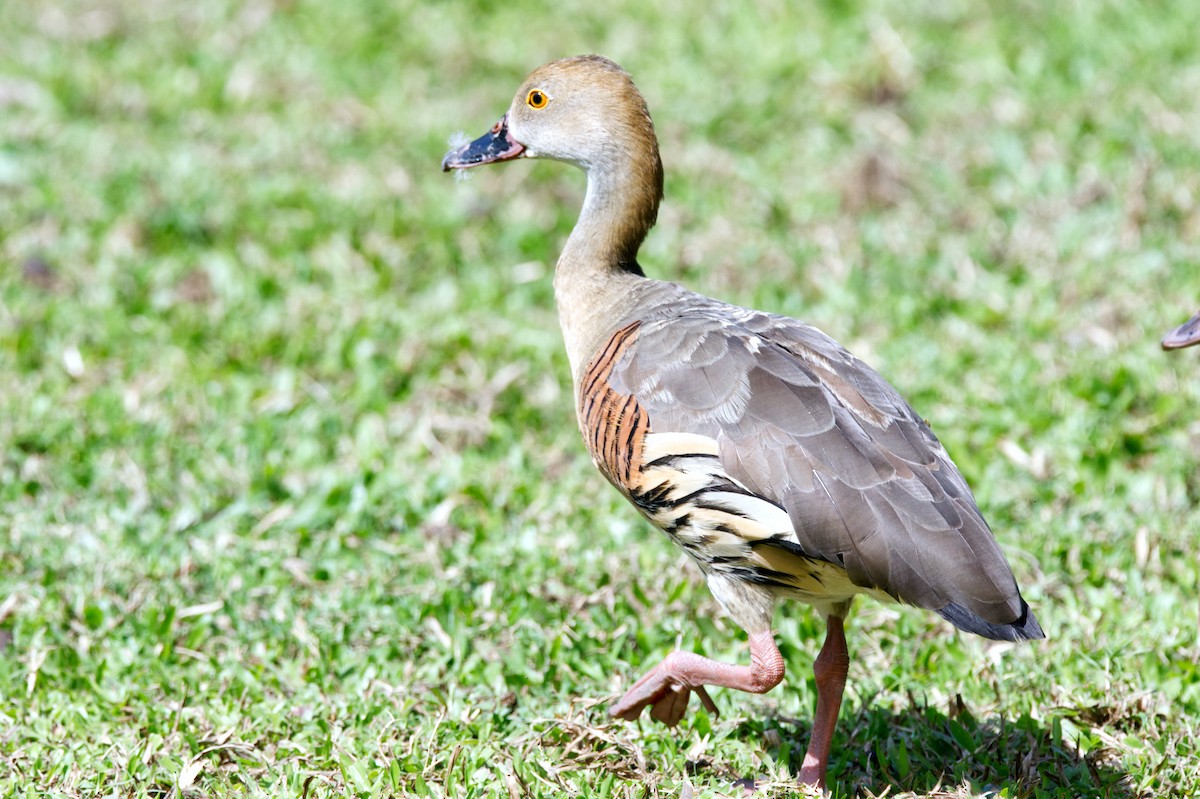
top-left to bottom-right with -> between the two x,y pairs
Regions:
2,0 -> 1199,796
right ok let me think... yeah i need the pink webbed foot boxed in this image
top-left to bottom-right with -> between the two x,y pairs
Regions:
609,653 -> 721,726
610,631 -> 785,727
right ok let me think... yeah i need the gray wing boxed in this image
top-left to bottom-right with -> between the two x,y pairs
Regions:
609,301 -> 1041,640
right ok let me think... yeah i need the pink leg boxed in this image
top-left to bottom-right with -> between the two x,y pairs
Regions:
797,615 -> 849,788
610,630 -> 785,727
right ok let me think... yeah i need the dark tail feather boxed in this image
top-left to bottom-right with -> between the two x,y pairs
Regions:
937,599 -> 1045,642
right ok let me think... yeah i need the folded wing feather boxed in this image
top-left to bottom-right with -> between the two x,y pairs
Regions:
607,296 -> 1030,630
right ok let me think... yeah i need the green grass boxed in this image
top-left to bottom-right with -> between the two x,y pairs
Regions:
2,0 -> 1199,796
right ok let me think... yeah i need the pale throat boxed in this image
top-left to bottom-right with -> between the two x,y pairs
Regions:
553,157 -> 658,386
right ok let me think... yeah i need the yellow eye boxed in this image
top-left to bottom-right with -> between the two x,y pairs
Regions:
526,89 -> 548,109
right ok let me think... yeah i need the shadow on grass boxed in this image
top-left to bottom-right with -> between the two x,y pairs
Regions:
745,699 -> 1138,799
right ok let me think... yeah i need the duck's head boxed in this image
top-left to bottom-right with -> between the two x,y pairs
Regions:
1163,310 -> 1200,350
442,55 -> 660,177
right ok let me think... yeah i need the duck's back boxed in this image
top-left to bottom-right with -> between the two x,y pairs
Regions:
577,282 -> 1042,641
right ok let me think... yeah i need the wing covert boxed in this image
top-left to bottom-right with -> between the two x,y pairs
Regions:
607,303 -> 1026,625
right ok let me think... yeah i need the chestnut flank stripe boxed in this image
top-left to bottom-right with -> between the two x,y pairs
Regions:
579,322 -> 648,489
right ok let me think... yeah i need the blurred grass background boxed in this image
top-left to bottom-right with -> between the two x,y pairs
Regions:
1,0 -> 1199,796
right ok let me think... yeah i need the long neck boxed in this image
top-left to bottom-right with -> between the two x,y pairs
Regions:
554,142 -> 663,383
